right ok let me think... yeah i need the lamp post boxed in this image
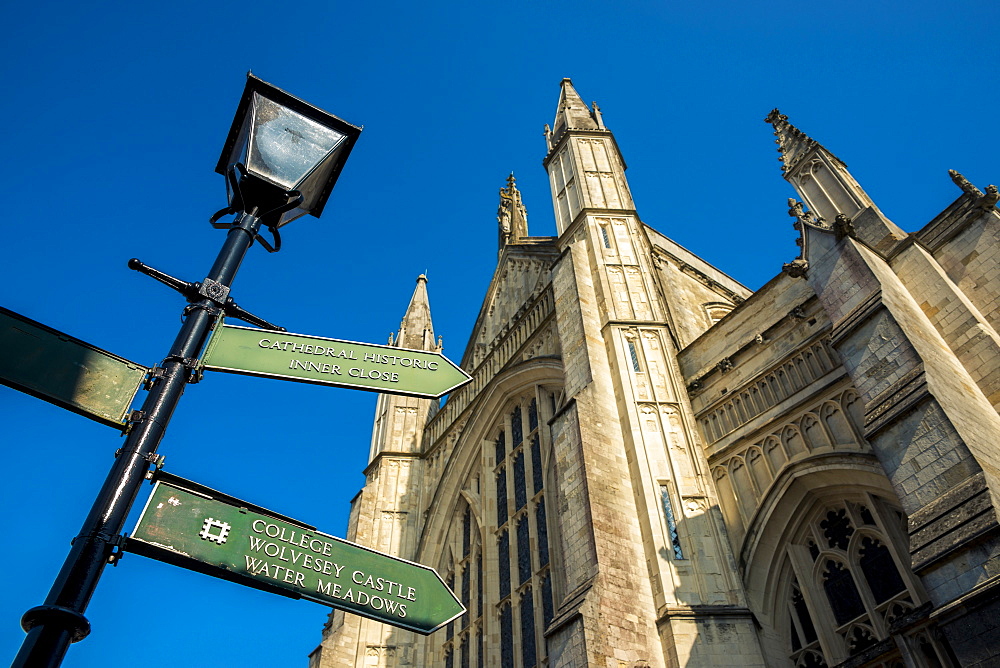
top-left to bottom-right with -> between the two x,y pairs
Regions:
13,74 -> 361,668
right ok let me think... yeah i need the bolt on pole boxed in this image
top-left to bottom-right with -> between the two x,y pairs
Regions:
12,212 -> 263,668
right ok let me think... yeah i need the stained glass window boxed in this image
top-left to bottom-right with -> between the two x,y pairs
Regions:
542,574 -> 554,627
531,435 -> 543,494
517,516 -> 532,584
496,467 -> 508,527
628,340 -> 641,372
536,497 -> 549,568
520,588 -> 537,668
461,564 -> 470,628
462,506 -> 471,559
500,603 -> 514,668
859,536 -> 905,604
512,406 -> 523,445
659,485 -> 683,559
514,451 -> 527,510
783,498 -> 933,668
498,530 -> 510,599
822,559 -> 865,625
821,508 -> 853,550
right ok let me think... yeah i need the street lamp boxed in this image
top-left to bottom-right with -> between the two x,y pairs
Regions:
212,74 -> 361,249
13,74 -> 361,668
218,75 -> 361,224
219,75 -> 360,222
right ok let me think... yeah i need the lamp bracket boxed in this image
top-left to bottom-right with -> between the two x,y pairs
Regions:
223,300 -> 285,331
255,226 -> 281,253
128,258 -> 196,298
129,255 -> 284,330
212,164 -> 301,252
209,206 -> 237,228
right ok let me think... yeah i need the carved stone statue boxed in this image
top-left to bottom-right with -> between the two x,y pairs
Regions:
497,173 -> 529,252
982,184 -> 999,210
498,188 -> 513,233
832,213 -> 856,241
782,259 -> 809,279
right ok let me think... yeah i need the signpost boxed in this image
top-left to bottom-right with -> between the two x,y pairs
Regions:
201,323 -> 472,398
13,76 -> 472,668
0,306 -> 147,429
126,473 -> 465,635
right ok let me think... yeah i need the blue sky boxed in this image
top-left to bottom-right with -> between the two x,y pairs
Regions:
2,1 -> 998,666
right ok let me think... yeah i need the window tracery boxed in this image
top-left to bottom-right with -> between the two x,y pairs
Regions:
438,388 -> 557,668
783,496 -> 951,667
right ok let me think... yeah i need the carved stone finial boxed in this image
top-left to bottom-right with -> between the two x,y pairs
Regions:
782,259 -> 809,279
765,108 -> 823,175
788,198 -> 818,230
764,109 -> 788,125
388,332 -> 395,346
949,169 -> 984,196
592,101 -> 605,129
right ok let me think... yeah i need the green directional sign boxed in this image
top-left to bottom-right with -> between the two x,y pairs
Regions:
0,306 -> 147,429
201,323 -> 471,398
125,473 -> 464,635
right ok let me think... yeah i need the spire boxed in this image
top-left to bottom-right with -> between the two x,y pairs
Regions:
544,78 -> 633,231
765,109 -> 827,175
551,78 -> 600,143
498,172 -> 529,252
764,108 -> 886,225
395,275 -> 437,352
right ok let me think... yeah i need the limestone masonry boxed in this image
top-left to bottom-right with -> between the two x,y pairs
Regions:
308,80 -> 1000,667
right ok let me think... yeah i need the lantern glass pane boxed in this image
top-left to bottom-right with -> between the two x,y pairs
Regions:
246,92 -> 346,190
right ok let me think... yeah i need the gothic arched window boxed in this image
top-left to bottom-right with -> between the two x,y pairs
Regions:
440,500 -> 483,668
437,387 -> 558,667
492,393 -> 555,668
781,496 -> 947,667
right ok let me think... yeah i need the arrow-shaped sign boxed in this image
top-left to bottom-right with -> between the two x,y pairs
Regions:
201,323 -> 471,399
0,306 -> 147,429
126,473 -> 464,635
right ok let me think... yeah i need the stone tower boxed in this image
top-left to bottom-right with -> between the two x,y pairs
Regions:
537,78 -> 765,666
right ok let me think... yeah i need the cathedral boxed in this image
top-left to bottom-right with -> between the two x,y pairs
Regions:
308,79 -> 1000,667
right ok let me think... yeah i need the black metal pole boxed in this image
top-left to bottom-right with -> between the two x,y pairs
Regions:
13,212 -> 263,668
